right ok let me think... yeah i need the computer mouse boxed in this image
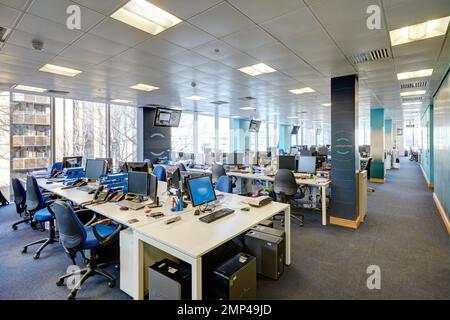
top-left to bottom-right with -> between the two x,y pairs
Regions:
241,207 -> 250,212
194,209 -> 200,216
120,206 -> 129,211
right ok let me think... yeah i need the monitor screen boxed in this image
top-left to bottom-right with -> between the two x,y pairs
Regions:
187,175 -> 216,207
291,126 -> 299,135
278,155 -> 296,171
168,167 -> 181,189
96,158 -> 112,170
248,120 -> 261,133
148,173 -> 158,202
127,172 -> 149,196
126,162 -> 149,173
298,156 -> 317,174
84,159 -> 107,180
154,107 -> 182,127
63,156 -> 82,169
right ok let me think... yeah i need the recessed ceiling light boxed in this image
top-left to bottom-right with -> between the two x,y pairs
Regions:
240,107 -> 256,111
39,64 -> 82,77
321,103 -> 331,107
402,102 -> 422,106
268,112 -> 280,115
14,85 -> 47,93
400,90 -> 426,97
389,16 -> 450,46
172,106 -> 183,110
287,116 -> 297,119
130,83 -> 159,91
186,95 -> 206,101
397,69 -> 433,80
238,63 -> 276,76
111,0 -> 182,35
289,87 -> 315,94
111,99 -> 131,104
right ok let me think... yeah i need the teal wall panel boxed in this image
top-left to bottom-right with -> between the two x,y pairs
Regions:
433,70 -> 450,218
370,108 -> 385,180
420,105 -> 434,185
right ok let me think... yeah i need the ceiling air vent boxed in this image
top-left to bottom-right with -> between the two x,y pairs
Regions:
240,96 -> 256,101
47,89 -> 69,95
402,96 -> 423,103
400,81 -> 428,90
350,48 -> 389,64
210,100 -> 229,105
0,27 -> 11,42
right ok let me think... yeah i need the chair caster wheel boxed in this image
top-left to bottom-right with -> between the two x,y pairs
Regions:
114,264 -> 119,270
33,253 -> 40,259
21,247 -> 27,254
56,279 -> 64,287
12,225 -> 17,230
108,281 -> 116,288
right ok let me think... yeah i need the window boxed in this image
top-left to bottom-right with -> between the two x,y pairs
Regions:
55,99 -> 107,162
257,122 -> 267,151
197,114 -> 215,153
0,92 -> 10,199
268,123 -> 278,148
218,117 -> 230,153
171,112 -> 194,153
110,104 -> 137,166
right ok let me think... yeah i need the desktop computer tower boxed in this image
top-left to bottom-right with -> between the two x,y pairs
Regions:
148,259 -> 191,300
244,230 -> 285,280
213,253 -> 256,300
251,225 -> 285,239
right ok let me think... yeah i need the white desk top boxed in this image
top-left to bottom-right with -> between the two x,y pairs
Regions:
136,193 -> 289,259
227,171 -> 331,187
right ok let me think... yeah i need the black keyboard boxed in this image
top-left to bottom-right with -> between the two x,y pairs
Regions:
200,208 -> 235,224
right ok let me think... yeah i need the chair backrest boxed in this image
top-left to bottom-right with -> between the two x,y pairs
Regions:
366,157 -> 372,179
216,175 -> 232,193
177,162 -> 187,172
12,178 -> 26,213
48,162 -> 63,175
274,169 -> 298,196
152,165 -> 166,181
211,164 -> 226,184
51,201 -> 86,251
144,159 -> 154,170
25,175 -> 44,213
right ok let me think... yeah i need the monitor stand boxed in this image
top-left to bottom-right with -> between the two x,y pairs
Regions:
199,202 -> 215,213
146,196 -> 161,208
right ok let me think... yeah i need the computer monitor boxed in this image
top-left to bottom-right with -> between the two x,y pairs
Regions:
154,107 -> 182,127
127,171 -> 149,197
291,126 -> 299,135
278,155 -> 297,171
186,175 -> 217,208
300,150 -> 312,156
148,173 -> 158,203
248,120 -> 261,133
84,159 -> 107,180
318,147 -> 329,156
298,156 -> 317,174
62,156 -> 82,169
96,158 -> 113,171
167,167 -> 181,190
290,147 -> 299,155
126,162 -> 149,173
224,153 -> 235,165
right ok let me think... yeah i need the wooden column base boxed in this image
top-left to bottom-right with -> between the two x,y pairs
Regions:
433,193 -> 450,235
330,215 -> 362,229
369,178 -> 385,183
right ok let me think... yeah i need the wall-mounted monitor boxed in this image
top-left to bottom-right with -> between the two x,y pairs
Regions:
154,107 -> 182,127
291,126 -> 300,135
248,120 -> 261,133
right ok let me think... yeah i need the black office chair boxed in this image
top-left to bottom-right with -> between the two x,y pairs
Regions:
51,200 -> 121,300
365,157 -> 375,192
212,164 -> 226,184
21,175 -> 58,259
178,162 -> 187,172
274,169 -> 305,226
11,178 -> 29,230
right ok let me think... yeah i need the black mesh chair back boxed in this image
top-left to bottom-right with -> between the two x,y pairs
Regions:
51,200 -> 85,251
25,175 -> 44,213
211,164 -> 226,184
274,169 -> 298,196
12,178 -> 26,214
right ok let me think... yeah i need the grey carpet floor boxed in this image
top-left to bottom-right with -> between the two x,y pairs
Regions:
0,157 -> 448,300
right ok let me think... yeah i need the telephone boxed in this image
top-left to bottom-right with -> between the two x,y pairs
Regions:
62,179 -> 87,189
108,191 -> 126,203
93,186 -> 106,200
248,196 -> 273,208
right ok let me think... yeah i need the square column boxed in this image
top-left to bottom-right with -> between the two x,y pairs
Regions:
370,108 -> 385,182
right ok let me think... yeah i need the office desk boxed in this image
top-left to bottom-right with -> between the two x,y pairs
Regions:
133,193 -> 290,300
227,172 -> 331,226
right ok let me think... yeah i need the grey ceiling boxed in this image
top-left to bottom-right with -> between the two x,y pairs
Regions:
0,0 -> 449,126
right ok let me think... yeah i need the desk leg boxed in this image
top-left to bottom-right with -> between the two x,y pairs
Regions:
284,207 -> 291,265
192,257 -> 202,300
132,237 -> 144,300
321,185 -> 327,226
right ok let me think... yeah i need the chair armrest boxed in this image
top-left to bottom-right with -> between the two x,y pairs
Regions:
74,209 -> 97,226
91,222 -> 122,246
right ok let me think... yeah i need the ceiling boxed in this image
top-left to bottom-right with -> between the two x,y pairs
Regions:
0,0 -> 448,127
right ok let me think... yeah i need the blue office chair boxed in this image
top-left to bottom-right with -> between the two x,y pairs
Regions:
21,175 -> 58,259
216,176 -> 232,193
274,169 -> 305,226
51,200 -> 121,300
152,165 -> 166,182
279,149 -> 285,155
11,178 -> 29,230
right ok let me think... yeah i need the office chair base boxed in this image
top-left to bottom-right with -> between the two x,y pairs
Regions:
12,217 -> 31,230
58,267 -> 116,300
21,237 -> 58,259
